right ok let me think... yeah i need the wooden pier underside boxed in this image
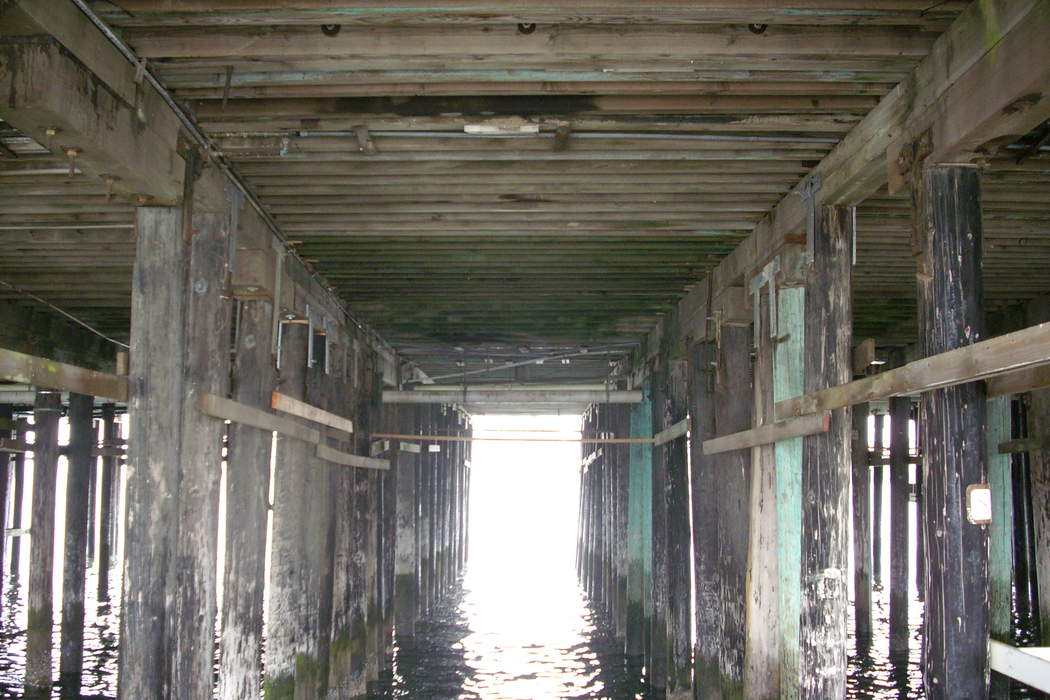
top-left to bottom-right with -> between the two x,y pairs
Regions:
1,1 -> 1050,698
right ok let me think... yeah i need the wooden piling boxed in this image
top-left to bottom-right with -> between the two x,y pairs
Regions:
96,404 -> 118,603
648,367 -> 669,694
799,205 -> 852,699
218,297 -> 276,700
745,288 -> 780,698
171,210 -> 234,700
612,403 -> 630,642
60,393 -> 94,696
26,389 -> 60,699
626,381 -> 652,663
871,412 -> 885,588
915,165 -> 988,698
1025,300 -> 1050,647
0,405 -> 10,607
987,395 -> 1013,699
395,405 -> 420,636
664,358 -> 692,699
887,396 -> 910,658
264,321 -> 312,700
120,206 -> 186,700
850,402 -> 872,646
774,275 -> 805,699
9,421 -> 26,579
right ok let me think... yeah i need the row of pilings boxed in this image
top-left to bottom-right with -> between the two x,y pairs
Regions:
0,385 -> 470,700
576,180 -> 1049,699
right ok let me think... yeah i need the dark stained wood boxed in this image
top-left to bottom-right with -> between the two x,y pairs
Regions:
119,206 -> 187,700
871,412 -> 885,587
799,205 -> 852,699
851,402 -> 872,646
915,164 -> 988,698
0,406 -> 10,609
59,393 -> 94,697
9,422 -> 27,579
264,321 -> 311,700
647,366 -> 668,694
25,389 -> 60,699
888,395 -> 911,657
394,405 -> 420,637
218,297 -> 276,700
664,356 -> 692,699
1025,297 -> 1050,647
171,210 -> 233,700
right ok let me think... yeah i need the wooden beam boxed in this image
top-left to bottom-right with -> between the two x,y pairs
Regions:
775,322 -> 1050,421
316,444 -> 390,471
201,393 -> 320,445
0,39 -> 183,204
702,411 -> 829,456
988,642 -> 1050,694
0,347 -> 127,402
271,391 -> 354,436
383,389 -> 642,404
653,418 -> 688,447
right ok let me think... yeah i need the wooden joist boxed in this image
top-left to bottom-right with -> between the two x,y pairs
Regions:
0,347 -> 128,402
702,411 -> 831,456
382,389 -> 642,404
653,418 -> 688,446
200,393 -> 320,444
271,391 -> 353,437
988,641 -> 1050,694
775,322 -> 1050,420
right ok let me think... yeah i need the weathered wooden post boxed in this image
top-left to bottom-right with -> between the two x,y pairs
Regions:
265,320 -> 311,700
648,366 -> 668,695
121,206 -> 186,700
688,339 -> 715,692
0,406 -> 10,606
799,205 -> 852,699
745,286 -> 779,698
1024,298 -> 1050,648
888,395 -> 910,657
612,402 -> 630,642
664,354 -> 692,700
218,294 -> 276,700
871,412 -> 885,588
395,404 -> 420,636
171,210 -> 233,700
96,404 -> 118,603
914,165 -> 988,698
26,389 -> 60,699
626,381 -> 652,665
60,392 -> 94,696
851,402 -> 872,647
987,395 -> 1012,699
775,268 -> 805,699
10,420 -> 27,580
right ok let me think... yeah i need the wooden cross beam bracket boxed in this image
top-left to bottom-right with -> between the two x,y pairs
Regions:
776,322 -> 1050,420
271,391 -> 353,439
653,418 -> 689,447
702,411 -> 830,456
989,641 -> 1050,694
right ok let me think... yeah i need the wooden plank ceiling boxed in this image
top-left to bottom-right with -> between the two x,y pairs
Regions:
3,1 -> 1049,384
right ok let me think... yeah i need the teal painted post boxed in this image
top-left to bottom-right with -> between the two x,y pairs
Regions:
987,395 -> 1013,699
774,285 -> 804,700
626,382 -> 653,663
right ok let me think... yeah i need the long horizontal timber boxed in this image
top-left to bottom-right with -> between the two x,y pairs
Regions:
271,391 -> 353,436
988,641 -> 1050,694
0,347 -> 128,402
776,323 -> 1050,421
702,411 -> 831,456
372,432 -> 653,444
201,393 -> 320,443
383,389 -> 642,404
315,444 -> 389,471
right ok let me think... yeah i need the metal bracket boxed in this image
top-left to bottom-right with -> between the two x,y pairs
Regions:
748,257 -> 780,348
798,173 -> 823,266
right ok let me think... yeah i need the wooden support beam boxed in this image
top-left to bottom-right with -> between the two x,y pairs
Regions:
653,418 -> 688,446
59,393 -> 93,696
315,443 -> 390,470
96,404 -> 118,603
0,406 -> 10,610
887,396 -> 910,657
626,381 -> 653,662
272,391 -> 354,436
988,642 -> 1050,694
916,165 -> 988,698
851,402 -> 873,647
702,411 -> 829,456
987,396 -> 1013,699
775,322 -> 1050,420
119,207 -> 185,700
25,390 -> 59,699
872,413 -> 885,587
382,389 -> 642,404
0,347 -> 127,402
774,280 -> 805,697
202,393 -> 320,444
0,39 -> 183,204
648,371 -> 668,695
799,206 -> 852,698
394,405 -> 420,637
